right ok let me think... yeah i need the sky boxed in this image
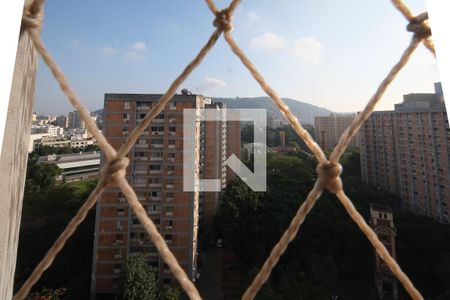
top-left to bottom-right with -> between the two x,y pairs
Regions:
34,0 -> 441,115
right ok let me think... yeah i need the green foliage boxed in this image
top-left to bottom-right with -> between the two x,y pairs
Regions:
15,156 -> 97,299
32,144 -> 100,157
162,286 -> 181,300
117,254 -> 158,300
27,287 -> 67,300
215,151 -> 450,299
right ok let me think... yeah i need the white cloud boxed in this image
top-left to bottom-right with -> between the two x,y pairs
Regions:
291,37 -> 323,64
129,42 -> 148,51
125,51 -> 146,62
196,77 -> 226,93
249,32 -> 286,51
101,46 -> 118,55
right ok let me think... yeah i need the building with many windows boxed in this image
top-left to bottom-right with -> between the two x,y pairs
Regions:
91,93 -> 240,297
314,113 -> 360,151
360,83 -> 450,223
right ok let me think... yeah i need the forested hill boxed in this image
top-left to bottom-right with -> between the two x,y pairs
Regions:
212,97 -> 332,124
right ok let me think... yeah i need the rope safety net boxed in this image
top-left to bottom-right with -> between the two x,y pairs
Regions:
15,0 -> 436,299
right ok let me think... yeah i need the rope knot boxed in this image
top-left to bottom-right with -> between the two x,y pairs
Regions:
213,9 -> 233,32
101,157 -> 129,187
22,1 -> 44,31
407,12 -> 431,39
316,161 -> 343,194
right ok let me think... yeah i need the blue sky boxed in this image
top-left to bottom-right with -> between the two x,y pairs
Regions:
35,0 -> 440,115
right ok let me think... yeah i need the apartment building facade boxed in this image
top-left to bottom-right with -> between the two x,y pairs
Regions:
360,83 -> 450,223
68,110 -> 86,129
314,113 -> 360,151
91,93 -> 238,297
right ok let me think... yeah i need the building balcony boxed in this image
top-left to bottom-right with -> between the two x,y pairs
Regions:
135,157 -> 148,161
150,157 -> 163,161
151,144 -> 163,148
152,119 -> 165,123
151,131 -> 164,136
168,145 -> 175,149
149,183 -> 162,188
135,143 -> 149,148
149,210 -> 161,215
167,158 -> 175,162
166,184 -> 174,189
149,170 -> 162,174
137,106 -> 151,110
169,118 -> 176,123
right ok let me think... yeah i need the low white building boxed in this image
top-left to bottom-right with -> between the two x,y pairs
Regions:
39,151 -> 100,182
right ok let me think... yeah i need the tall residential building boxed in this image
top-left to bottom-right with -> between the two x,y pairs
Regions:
56,115 -> 68,128
360,83 -> 450,223
92,93 -> 238,297
314,113 -> 359,151
68,110 -> 86,129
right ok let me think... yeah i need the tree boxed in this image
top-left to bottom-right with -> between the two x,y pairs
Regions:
27,287 -> 67,300
117,254 -> 158,300
162,286 -> 181,300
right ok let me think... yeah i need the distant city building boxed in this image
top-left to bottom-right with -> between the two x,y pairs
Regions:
56,115 -> 68,128
279,131 -> 286,147
68,110 -> 86,129
65,127 -> 93,140
92,93 -> 240,297
314,113 -> 359,151
39,151 -> 100,182
32,136 -> 96,152
360,83 -> 449,223
370,204 -> 398,300
30,124 -> 64,136
33,137 -> 71,150
267,115 -> 288,129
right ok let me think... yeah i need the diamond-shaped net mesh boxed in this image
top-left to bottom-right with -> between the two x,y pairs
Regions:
15,0 -> 435,299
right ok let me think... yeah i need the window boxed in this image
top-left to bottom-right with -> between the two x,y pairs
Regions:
123,113 -> 130,121
151,191 -> 161,197
168,153 -> 175,158
169,126 -> 176,132
124,102 -> 131,109
149,178 -> 161,184
149,165 -> 162,170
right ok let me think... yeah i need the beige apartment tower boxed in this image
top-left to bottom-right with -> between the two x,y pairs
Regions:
91,94 -> 239,298
360,83 -> 450,223
314,113 -> 360,151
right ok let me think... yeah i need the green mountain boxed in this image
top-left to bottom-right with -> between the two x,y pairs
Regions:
212,97 -> 332,124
